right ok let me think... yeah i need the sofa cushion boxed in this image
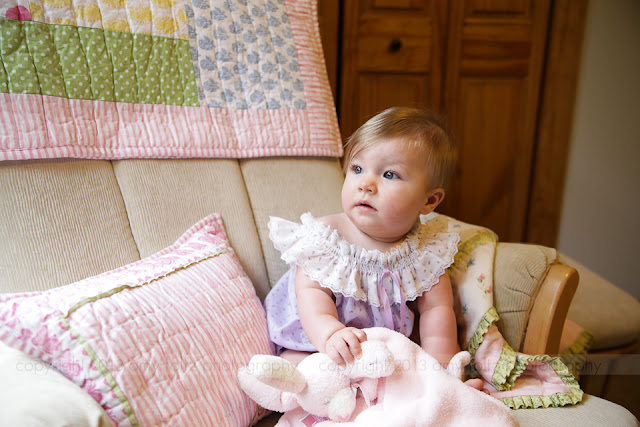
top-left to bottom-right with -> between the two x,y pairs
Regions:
0,159 -> 140,294
513,394 -> 638,426
112,159 -> 271,300
0,341 -> 115,427
251,394 -> 638,427
493,243 -> 558,351
0,214 -> 273,426
560,253 -> 640,351
240,157 -> 344,287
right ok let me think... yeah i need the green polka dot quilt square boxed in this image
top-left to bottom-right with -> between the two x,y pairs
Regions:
0,0 -> 341,160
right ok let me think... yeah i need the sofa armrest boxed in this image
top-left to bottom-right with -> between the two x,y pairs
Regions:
522,264 -> 579,355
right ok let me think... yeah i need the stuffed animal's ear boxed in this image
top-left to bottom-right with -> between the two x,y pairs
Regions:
237,355 -> 306,413
245,355 -> 306,393
238,367 -> 300,413
446,351 -> 471,380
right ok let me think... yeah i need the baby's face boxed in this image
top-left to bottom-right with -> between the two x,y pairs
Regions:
341,139 -> 442,244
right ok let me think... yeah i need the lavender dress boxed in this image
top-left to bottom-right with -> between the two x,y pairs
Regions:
264,213 -> 460,353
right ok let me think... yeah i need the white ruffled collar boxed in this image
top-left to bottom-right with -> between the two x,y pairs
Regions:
268,213 -> 460,306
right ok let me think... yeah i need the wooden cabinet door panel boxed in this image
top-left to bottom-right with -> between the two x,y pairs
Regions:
440,0 -> 551,241
357,36 -> 432,73
446,78 -> 528,239
356,74 -> 431,122
340,0 -> 446,138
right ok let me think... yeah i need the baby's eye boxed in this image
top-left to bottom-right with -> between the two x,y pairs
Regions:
383,171 -> 398,180
353,165 -> 363,174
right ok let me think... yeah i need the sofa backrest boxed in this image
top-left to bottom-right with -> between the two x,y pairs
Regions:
0,157 -> 345,301
1,156 -> 566,351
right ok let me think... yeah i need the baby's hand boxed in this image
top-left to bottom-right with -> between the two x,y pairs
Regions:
324,327 -> 367,366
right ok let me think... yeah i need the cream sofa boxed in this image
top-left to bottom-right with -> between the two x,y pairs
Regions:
1,157 -> 638,426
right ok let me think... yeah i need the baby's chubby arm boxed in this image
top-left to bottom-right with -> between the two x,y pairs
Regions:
295,267 -> 367,365
417,271 -> 458,368
418,272 -> 488,392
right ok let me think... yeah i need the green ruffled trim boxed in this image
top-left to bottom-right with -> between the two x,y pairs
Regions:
467,307 -> 500,357
466,307 -> 584,408
450,230 -> 498,271
57,248 -> 229,426
492,341 -> 518,391
499,355 -> 584,409
466,307 -> 519,391
560,329 -> 594,380
466,307 -> 500,379
568,329 -> 594,354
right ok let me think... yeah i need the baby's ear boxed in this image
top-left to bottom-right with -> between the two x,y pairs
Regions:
420,188 -> 445,215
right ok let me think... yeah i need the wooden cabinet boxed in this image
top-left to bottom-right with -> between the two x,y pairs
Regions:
318,0 -> 587,245
339,0 -> 447,137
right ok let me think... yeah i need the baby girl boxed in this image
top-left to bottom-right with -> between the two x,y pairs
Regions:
264,106 -> 482,389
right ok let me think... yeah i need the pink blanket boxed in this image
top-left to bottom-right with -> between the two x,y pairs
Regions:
242,327 -> 519,427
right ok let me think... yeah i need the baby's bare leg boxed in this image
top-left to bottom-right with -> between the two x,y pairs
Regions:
280,349 -> 312,366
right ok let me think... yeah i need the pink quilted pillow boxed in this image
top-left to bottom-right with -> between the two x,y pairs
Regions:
0,214 -> 274,426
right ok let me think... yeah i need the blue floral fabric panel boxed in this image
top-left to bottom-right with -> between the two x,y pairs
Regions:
187,0 -> 306,110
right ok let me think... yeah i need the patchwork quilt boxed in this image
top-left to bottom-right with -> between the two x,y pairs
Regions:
0,0 -> 342,160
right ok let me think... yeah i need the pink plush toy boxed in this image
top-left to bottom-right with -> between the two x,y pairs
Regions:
237,340 -> 395,422
238,328 -> 518,426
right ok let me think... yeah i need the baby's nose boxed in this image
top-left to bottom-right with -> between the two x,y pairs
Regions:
358,176 -> 376,193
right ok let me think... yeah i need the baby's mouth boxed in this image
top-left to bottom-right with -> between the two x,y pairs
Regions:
356,201 -> 376,211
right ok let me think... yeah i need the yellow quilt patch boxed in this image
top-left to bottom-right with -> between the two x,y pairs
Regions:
26,0 -> 189,39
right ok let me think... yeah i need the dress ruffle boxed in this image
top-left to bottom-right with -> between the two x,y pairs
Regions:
268,213 -> 460,307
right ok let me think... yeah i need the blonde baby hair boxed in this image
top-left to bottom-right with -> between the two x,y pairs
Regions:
342,106 -> 457,190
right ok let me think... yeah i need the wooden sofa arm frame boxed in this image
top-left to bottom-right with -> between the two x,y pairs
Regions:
522,264 -> 580,355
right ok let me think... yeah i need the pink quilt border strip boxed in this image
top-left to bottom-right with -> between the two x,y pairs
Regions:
0,94 -> 342,160
0,0 -> 343,161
